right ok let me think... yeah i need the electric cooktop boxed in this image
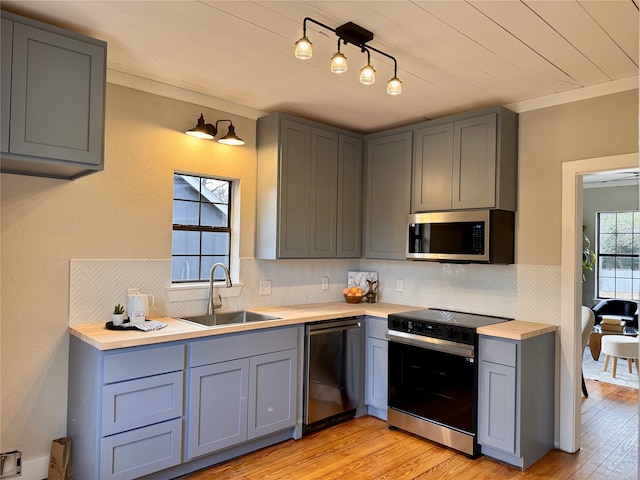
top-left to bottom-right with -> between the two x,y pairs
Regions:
393,308 -> 512,328
388,308 -> 512,345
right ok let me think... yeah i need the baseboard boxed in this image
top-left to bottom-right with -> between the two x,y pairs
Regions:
17,454 -> 48,480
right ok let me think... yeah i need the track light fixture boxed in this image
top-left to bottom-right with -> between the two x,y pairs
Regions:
185,114 -> 245,145
294,17 -> 402,95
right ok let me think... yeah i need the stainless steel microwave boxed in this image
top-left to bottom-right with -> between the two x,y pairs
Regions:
406,210 -> 515,264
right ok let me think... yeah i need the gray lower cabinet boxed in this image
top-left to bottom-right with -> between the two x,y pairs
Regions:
365,316 -> 388,420
364,130 -> 412,259
69,326 -> 300,479
256,112 -> 363,259
68,338 -> 185,480
478,333 -> 555,469
412,107 -> 518,212
1,11 -> 106,179
186,327 -> 298,459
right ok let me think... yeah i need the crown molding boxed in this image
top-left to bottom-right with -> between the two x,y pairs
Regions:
106,69 -> 267,120
506,76 -> 639,113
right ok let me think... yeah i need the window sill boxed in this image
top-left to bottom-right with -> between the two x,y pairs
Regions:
166,282 -> 244,302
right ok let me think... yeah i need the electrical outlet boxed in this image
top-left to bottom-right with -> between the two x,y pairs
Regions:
0,450 -> 21,479
396,279 -> 404,292
259,280 -> 272,295
321,277 -> 329,290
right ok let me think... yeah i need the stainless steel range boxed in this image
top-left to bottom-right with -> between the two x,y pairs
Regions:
386,308 -> 511,457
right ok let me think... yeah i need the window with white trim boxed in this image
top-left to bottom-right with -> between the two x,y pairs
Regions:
596,210 -> 639,300
172,173 -> 231,283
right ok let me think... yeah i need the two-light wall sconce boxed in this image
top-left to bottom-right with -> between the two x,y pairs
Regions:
185,114 -> 245,145
294,18 -> 402,95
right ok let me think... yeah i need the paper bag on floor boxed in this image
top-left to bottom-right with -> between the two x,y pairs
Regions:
48,437 -> 73,480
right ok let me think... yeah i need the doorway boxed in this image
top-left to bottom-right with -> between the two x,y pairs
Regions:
560,153 -> 638,453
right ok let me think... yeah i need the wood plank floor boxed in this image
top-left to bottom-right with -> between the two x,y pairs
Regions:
183,379 -> 638,480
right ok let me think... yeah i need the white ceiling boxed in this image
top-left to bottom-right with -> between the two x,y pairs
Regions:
2,0 -> 638,133
583,169 -> 639,188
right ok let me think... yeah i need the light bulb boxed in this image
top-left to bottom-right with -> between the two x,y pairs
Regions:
330,52 -> 348,73
386,76 -> 402,95
359,64 -> 375,85
294,36 -> 313,59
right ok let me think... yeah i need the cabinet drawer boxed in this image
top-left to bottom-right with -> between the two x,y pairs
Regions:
367,316 -> 388,340
102,371 -> 183,436
190,327 -> 298,367
480,336 -> 517,367
100,418 -> 182,480
104,343 -> 184,383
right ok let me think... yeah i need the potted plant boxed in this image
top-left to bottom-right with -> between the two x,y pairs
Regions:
112,304 -> 125,326
582,225 -> 596,282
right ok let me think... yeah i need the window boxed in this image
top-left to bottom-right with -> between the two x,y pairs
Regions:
172,174 -> 231,283
596,211 -> 640,300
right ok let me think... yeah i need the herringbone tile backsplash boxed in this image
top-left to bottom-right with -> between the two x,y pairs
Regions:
69,258 -> 560,325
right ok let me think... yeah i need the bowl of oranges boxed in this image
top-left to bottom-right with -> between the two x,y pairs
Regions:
343,286 -> 364,304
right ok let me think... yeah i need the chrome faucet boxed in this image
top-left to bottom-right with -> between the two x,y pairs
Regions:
208,262 -> 233,314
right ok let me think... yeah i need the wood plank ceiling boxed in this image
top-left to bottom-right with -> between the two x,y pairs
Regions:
2,0 -> 638,133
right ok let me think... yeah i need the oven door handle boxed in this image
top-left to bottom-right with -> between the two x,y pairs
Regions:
386,330 -> 474,358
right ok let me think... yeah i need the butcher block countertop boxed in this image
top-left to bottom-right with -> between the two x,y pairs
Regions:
477,320 -> 557,341
69,302 -> 422,351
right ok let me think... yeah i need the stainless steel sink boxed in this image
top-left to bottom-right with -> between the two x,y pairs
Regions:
177,311 -> 280,327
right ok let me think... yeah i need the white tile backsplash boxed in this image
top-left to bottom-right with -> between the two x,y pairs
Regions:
69,258 -> 560,325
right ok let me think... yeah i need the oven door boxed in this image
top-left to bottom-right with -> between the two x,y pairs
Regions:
387,332 -> 477,435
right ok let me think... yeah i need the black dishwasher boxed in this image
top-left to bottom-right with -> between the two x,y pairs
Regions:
303,317 -> 362,434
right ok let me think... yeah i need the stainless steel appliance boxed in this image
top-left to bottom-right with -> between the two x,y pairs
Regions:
303,317 -> 362,433
387,308 -> 510,457
406,209 -> 515,264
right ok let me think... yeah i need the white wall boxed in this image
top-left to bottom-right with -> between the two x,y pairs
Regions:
0,84 -> 257,473
1,83 -> 638,478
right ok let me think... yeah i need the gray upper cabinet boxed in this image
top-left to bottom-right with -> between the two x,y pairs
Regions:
411,107 -> 517,212
337,135 -> 363,257
256,112 -> 363,259
412,123 -> 454,212
1,11 -> 106,180
1,18 -> 12,154
309,127 -> 339,257
279,119 -> 313,258
364,130 -> 412,260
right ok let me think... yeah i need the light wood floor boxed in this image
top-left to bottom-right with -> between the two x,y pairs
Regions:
183,379 -> 638,480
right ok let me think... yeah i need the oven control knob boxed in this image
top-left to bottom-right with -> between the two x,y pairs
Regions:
461,331 -> 470,342
448,329 -> 458,339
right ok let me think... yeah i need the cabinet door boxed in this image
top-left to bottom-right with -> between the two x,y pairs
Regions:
478,360 -> 517,454
412,123 -> 454,212
365,131 -> 412,259
452,114 -> 497,209
309,128 -> 338,257
1,18 -> 12,153
279,119 -> 312,257
9,22 -> 105,165
365,336 -> 388,412
186,358 -> 249,459
337,135 -> 363,258
247,349 -> 297,440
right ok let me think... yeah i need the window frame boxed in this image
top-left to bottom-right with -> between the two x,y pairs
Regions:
172,173 -> 232,284
595,210 -> 639,300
